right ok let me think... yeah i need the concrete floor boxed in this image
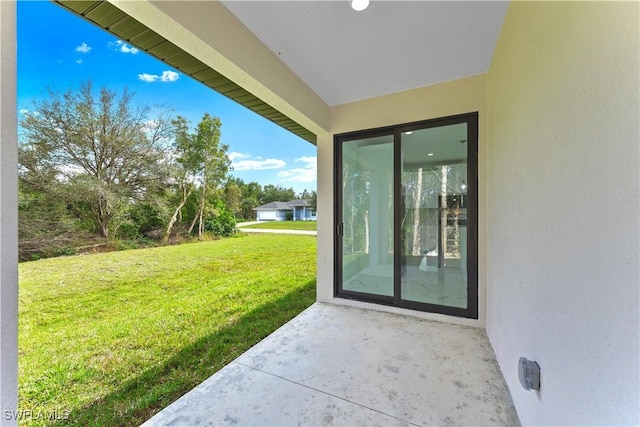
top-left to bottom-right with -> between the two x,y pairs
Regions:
142,303 -> 519,426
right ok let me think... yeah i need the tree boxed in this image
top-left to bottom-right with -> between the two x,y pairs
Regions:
163,116 -> 200,242
310,191 -> 317,211
298,189 -> 317,210
222,180 -> 242,220
298,189 -> 313,199
237,179 -> 262,220
261,184 -> 296,204
20,81 -> 173,237
224,178 -> 262,220
177,113 -> 230,239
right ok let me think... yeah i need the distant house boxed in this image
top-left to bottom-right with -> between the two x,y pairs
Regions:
253,199 -> 317,221
287,199 -> 316,221
253,201 -> 290,221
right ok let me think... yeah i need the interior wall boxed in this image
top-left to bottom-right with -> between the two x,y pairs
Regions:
486,2 -> 639,425
317,75 -> 488,328
0,0 -> 18,421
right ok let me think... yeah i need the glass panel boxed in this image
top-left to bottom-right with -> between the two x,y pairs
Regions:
400,124 -> 468,308
342,135 -> 394,296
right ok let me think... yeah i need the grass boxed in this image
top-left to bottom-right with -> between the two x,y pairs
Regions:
239,220 -> 317,231
18,234 -> 316,426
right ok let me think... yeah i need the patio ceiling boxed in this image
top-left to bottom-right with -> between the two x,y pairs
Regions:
222,1 -> 509,106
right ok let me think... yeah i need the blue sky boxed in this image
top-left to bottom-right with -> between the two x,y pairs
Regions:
17,1 -> 317,194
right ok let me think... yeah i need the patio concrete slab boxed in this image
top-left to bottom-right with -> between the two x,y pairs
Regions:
143,303 -> 519,426
144,363 -> 410,427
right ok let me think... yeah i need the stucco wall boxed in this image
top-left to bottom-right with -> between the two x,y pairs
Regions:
0,0 -> 18,422
486,2 -> 639,425
317,75 -> 488,328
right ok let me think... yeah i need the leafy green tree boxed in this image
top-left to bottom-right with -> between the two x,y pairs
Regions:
164,116 -> 199,242
238,179 -> 263,220
261,184 -> 295,204
310,191 -> 317,211
172,113 -> 230,239
224,177 -> 264,220
19,81 -> 173,237
204,199 -> 236,236
298,189 -> 317,210
298,189 -> 312,199
222,180 -> 242,220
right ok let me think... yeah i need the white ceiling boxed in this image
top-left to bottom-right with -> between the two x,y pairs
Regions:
222,1 -> 509,107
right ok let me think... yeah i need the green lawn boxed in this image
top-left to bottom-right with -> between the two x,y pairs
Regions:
239,220 -> 317,231
19,234 -> 316,426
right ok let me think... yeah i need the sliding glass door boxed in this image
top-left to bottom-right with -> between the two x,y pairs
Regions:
340,133 -> 394,301
399,123 -> 472,310
335,113 -> 478,318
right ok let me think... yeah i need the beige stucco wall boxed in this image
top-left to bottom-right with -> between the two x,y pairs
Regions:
317,74 -> 488,328
487,1 -> 639,424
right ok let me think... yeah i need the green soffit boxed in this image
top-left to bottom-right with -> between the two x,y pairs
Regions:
54,0 -> 317,145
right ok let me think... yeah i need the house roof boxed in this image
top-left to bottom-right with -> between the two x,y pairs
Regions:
287,199 -> 311,207
253,201 -> 292,211
253,199 -> 312,210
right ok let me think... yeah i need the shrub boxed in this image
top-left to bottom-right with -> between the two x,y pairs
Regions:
205,207 -> 236,237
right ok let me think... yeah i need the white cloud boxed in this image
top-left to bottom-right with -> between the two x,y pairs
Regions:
19,109 -> 29,115
75,42 -> 91,53
232,158 -> 286,171
296,156 -> 316,168
276,168 -> 316,183
138,70 -> 180,83
137,73 -> 157,83
110,40 -> 139,54
76,59 -> 83,64
161,71 -> 179,82
276,156 -> 317,183
228,152 -> 250,161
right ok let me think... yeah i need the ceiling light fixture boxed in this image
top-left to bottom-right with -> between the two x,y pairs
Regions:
404,131 -> 413,135
427,153 -> 434,157
461,180 -> 467,191
351,0 -> 369,12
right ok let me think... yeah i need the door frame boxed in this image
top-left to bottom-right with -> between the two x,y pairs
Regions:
333,112 -> 479,319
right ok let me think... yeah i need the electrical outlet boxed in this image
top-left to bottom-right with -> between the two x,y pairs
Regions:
518,357 -> 541,391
